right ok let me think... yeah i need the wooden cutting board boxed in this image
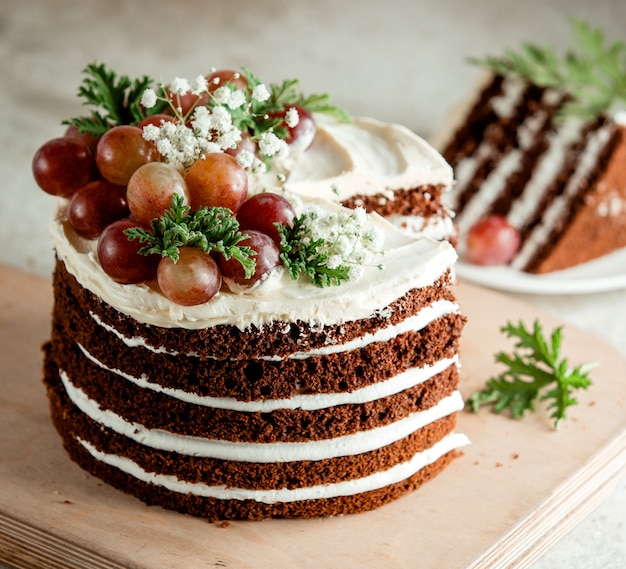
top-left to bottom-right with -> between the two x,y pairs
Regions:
0,263 -> 625,569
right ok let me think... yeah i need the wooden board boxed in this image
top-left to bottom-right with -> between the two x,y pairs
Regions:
0,264 -> 625,569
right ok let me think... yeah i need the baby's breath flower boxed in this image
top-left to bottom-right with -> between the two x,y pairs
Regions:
326,255 -> 343,270
212,86 -> 232,105
348,265 -> 365,281
141,88 -> 158,109
227,89 -> 247,110
352,206 -> 368,225
285,107 -> 300,128
252,83 -> 270,102
210,105 -> 233,130
236,149 -> 255,169
259,131 -> 289,157
278,199 -> 386,287
170,77 -> 190,95
141,123 -> 160,141
190,75 -> 208,95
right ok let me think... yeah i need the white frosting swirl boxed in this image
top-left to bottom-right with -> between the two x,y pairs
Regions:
250,115 -> 453,202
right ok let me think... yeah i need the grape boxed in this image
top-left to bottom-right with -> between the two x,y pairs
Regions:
466,215 -> 521,266
237,192 -> 295,245
97,218 -> 159,284
157,247 -> 223,306
216,230 -> 280,289
64,125 -> 100,151
68,180 -> 130,239
95,125 -> 160,186
127,162 -> 191,225
269,105 -> 317,150
185,153 -> 248,212
225,132 -> 257,159
207,69 -> 248,93
32,137 -> 97,197
137,114 -> 177,129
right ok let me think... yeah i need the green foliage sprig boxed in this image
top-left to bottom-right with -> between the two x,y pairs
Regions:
124,194 -> 255,277
63,62 -> 168,137
470,20 -> 626,120
238,68 -> 351,140
277,204 -> 384,288
467,320 -> 595,429
278,213 -> 352,287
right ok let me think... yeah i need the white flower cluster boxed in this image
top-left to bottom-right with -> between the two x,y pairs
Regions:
140,73 -> 291,171
302,204 -> 385,281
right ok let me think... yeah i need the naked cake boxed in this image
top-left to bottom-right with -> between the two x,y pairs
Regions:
33,63 -> 468,520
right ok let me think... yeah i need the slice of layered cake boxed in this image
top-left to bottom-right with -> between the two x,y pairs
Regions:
438,21 -> 626,273
33,63 -> 468,520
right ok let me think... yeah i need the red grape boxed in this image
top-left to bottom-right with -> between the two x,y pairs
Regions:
137,114 -> 177,129
466,215 -> 521,266
157,247 -> 223,306
32,137 -> 97,197
127,162 -> 191,225
225,132 -> 257,159
68,180 -> 130,239
207,69 -> 248,93
269,105 -> 316,150
97,218 -> 159,284
237,193 -> 295,245
64,125 -> 100,151
185,153 -> 248,212
96,125 -> 160,186
216,230 -> 280,289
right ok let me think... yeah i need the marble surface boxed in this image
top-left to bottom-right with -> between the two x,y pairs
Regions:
0,0 -> 625,567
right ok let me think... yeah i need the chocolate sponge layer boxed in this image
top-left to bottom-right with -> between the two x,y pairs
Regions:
44,256 -> 465,520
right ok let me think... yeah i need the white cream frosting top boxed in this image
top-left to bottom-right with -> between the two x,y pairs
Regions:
250,114 -> 454,200
51,196 -> 457,331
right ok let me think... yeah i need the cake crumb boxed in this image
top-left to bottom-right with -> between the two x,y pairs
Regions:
496,462 -> 504,468
512,453 -> 520,460
219,521 -> 231,529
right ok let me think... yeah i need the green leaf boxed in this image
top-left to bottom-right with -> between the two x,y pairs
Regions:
277,213 -> 353,288
467,319 -> 595,429
124,194 -> 255,278
470,19 -> 626,121
63,62 -> 168,137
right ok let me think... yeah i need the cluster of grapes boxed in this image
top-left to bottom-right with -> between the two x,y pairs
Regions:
31,69 -> 315,306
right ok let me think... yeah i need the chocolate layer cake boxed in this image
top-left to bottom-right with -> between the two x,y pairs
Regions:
35,64 -> 468,521
439,73 -> 626,274
44,202 -> 467,520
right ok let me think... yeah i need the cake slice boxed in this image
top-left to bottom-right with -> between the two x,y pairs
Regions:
438,21 -> 626,273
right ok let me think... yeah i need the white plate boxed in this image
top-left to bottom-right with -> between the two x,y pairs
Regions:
455,247 -> 626,295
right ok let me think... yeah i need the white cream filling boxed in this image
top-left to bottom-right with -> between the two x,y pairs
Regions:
59,369 -> 463,463
386,212 -> 457,242
456,149 -> 524,242
490,75 -> 527,119
511,124 -> 613,270
507,119 -> 584,229
455,107 -> 549,242
89,299 -> 459,360
77,431 -> 470,504
77,342 -> 458,412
